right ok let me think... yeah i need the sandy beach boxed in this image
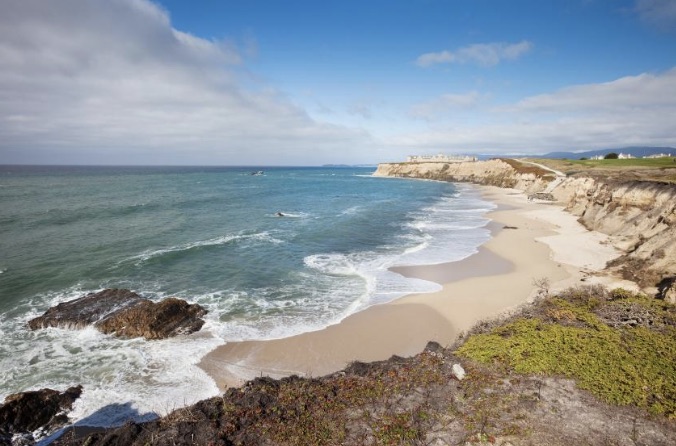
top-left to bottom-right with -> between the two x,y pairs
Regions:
199,185 -> 623,390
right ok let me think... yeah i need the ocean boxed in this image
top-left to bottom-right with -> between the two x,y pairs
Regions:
0,165 -> 494,427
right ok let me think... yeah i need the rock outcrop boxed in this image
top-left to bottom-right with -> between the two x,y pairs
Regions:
0,386 -> 82,445
28,289 -> 207,340
95,297 -> 207,339
552,177 -> 676,287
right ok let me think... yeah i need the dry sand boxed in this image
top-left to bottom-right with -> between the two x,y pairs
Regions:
199,185 -> 624,390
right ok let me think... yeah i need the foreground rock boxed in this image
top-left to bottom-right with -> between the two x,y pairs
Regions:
28,289 -> 207,340
0,386 -> 82,445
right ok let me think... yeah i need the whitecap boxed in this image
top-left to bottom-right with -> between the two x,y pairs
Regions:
339,206 -> 361,216
271,211 -> 309,218
127,231 -> 283,264
304,253 -> 359,277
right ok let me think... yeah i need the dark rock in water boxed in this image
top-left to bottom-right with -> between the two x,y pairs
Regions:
95,297 -> 207,340
0,386 -> 82,444
28,289 -> 207,340
28,289 -> 145,331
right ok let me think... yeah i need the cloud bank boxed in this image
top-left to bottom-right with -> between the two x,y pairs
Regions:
388,68 -> 676,155
416,40 -> 533,68
0,0 -> 370,165
0,1 -> 673,164
389,68 -> 676,153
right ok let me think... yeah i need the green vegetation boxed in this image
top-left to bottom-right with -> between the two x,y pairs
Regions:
456,286 -> 676,418
219,352 -> 448,445
528,156 -> 676,170
567,156 -> 676,168
521,156 -> 676,182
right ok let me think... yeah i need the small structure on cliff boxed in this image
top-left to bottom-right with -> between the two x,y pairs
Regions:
406,154 -> 477,163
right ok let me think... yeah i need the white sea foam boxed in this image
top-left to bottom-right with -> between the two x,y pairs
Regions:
128,231 -> 284,264
339,206 -> 361,216
272,211 -> 310,218
304,253 -> 360,276
0,287 -> 223,429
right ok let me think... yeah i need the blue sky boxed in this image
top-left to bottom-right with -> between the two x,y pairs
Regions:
1,0 -> 675,165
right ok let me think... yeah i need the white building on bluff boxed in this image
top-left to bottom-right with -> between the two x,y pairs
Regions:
590,153 -> 635,160
643,153 -> 673,158
407,154 -> 477,163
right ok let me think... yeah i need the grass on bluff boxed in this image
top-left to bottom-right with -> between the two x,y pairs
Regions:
522,157 -> 676,183
556,157 -> 676,169
456,285 -> 676,418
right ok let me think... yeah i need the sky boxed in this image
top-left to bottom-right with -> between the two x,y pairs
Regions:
1,0 -> 675,165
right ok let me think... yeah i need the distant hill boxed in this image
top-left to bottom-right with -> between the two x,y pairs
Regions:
321,164 -> 378,168
541,147 -> 675,159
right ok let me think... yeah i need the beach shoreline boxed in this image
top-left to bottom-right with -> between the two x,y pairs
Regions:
198,184 -> 625,390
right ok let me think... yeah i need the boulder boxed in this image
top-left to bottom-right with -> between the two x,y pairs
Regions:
95,297 -> 207,340
27,289 -> 145,330
28,289 -> 207,340
656,277 -> 676,304
451,363 -> 466,381
0,386 -> 82,444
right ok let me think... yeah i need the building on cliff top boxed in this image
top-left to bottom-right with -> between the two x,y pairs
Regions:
407,154 -> 478,163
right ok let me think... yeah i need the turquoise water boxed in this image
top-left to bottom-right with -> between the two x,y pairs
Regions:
0,165 -> 494,426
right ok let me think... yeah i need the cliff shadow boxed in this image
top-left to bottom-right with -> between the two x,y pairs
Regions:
40,402 -> 158,445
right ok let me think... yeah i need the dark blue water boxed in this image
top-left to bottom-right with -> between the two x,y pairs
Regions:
0,165 -> 493,426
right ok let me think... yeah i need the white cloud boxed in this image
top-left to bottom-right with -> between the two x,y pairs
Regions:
409,91 -> 483,120
386,68 -> 676,155
0,0 -> 371,165
510,69 -> 676,112
416,40 -> 533,68
635,0 -> 676,31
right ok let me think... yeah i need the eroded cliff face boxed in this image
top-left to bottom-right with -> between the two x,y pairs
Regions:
373,160 -> 552,194
374,161 -> 676,289
553,178 -> 676,287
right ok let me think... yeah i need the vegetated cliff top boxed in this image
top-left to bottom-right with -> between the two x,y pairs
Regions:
54,286 -> 676,446
523,157 -> 676,184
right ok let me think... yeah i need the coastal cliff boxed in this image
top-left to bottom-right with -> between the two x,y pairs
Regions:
373,159 -> 553,193
375,160 -> 676,290
553,178 -> 676,287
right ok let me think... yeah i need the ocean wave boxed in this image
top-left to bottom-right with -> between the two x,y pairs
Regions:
128,232 -> 284,264
339,206 -> 362,216
304,253 -> 360,277
409,220 -> 488,231
422,206 -> 495,214
0,286 -> 222,428
272,211 -> 310,218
